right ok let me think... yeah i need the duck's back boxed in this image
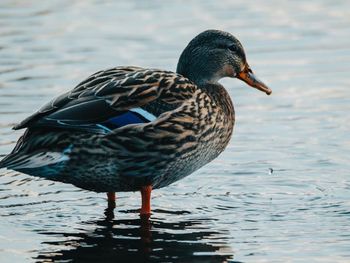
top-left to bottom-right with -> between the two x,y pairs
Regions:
12,67 -> 187,132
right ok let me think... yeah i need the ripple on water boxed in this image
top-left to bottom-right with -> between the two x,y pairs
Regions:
1,0 -> 350,262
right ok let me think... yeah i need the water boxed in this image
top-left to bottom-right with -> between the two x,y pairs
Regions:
1,0 -> 349,262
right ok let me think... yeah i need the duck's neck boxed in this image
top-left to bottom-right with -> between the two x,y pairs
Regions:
176,52 -> 221,86
176,55 -> 234,119
177,70 -> 219,86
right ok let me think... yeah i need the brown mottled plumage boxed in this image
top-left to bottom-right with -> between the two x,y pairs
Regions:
0,30 -> 271,215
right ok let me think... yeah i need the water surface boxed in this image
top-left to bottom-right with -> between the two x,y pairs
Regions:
1,0 -> 350,262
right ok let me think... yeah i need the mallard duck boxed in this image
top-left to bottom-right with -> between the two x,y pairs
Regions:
0,30 -> 271,216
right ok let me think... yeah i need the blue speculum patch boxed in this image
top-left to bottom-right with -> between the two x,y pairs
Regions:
99,108 -> 156,132
105,112 -> 147,128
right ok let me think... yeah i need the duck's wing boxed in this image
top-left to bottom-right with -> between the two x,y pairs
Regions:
13,66 -> 196,132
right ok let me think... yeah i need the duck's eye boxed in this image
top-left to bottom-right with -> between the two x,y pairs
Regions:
228,44 -> 237,52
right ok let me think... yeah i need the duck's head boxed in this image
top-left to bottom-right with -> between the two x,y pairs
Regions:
176,29 -> 272,95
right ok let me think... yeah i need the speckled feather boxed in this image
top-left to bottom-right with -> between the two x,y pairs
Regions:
1,66 -> 235,192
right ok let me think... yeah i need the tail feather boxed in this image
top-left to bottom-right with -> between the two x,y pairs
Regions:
0,127 -> 75,168
0,150 -> 71,179
2,151 -> 69,169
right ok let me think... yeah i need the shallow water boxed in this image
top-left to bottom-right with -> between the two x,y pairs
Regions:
1,0 -> 350,262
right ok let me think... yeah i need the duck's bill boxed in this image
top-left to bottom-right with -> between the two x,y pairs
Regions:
237,67 -> 272,95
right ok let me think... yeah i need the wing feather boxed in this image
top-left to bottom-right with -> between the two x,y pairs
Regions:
13,67 -> 196,130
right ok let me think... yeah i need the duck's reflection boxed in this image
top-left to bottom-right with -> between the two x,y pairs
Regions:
35,207 -> 234,262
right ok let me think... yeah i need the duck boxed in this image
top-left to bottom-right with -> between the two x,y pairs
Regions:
0,30 -> 271,216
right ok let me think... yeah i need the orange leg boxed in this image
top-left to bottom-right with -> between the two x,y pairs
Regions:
107,192 -> 116,202
107,192 -> 116,209
140,185 -> 152,216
